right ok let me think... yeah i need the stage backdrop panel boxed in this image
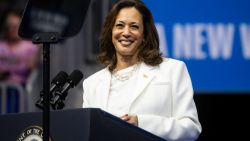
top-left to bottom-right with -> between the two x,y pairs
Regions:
143,0 -> 250,93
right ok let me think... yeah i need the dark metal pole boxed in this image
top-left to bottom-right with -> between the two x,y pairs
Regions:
32,32 -> 59,141
43,43 -> 50,141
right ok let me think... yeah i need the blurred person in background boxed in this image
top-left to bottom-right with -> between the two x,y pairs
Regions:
0,9 -> 40,87
0,9 -> 40,113
82,0 -> 201,140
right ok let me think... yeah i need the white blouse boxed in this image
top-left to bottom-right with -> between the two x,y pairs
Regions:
106,64 -> 140,117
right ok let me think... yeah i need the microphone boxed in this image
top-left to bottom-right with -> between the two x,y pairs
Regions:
35,71 -> 68,109
51,69 -> 83,110
49,71 -> 69,92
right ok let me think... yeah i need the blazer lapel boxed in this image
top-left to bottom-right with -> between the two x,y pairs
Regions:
97,68 -> 111,110
130,63 -> 158,105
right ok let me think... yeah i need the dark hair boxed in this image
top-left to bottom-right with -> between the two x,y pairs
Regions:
2,9 -> 23,39
97,0 -> 162,71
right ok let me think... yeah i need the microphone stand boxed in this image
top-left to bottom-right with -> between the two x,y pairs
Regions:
32,32 -> 59,141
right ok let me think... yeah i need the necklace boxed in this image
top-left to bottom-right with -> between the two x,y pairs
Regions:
112,64 -> 139,81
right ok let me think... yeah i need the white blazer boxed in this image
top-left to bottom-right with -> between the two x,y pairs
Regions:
82,58 -> 202,141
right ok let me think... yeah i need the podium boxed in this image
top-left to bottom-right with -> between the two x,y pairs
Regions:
0,108 -> 166,141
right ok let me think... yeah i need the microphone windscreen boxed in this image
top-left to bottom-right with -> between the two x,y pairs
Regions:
68,70 -> 83,86
51,71 -> 68,84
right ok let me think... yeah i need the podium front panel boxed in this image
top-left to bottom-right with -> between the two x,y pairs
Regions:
0,108 -> 166,141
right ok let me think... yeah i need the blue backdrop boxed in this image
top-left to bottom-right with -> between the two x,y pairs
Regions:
143,0 -> 250,93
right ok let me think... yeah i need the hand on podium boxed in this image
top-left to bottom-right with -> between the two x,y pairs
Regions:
121,114 -> 138,126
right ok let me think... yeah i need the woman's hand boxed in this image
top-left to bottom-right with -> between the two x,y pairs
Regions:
120,114 -> 138,126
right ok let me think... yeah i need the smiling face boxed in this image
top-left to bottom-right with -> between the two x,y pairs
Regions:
112,7 -> 144,60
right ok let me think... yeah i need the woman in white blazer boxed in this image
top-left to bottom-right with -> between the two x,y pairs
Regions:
82,0 -> 201,140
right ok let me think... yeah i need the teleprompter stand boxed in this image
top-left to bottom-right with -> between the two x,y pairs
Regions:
18,0 -> 91,140
32,32 -> 59,141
